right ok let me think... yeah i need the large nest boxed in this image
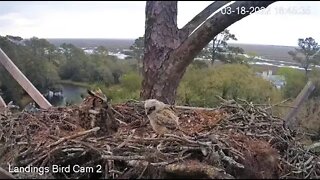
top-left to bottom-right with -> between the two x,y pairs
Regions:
0,98 -> 319,179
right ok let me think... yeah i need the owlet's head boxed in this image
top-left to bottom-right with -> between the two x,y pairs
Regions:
144,99 -> 166,115
87,89 -> 108,109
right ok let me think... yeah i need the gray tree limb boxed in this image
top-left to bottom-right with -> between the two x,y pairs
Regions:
180,1 -> 230,38
171,1 -> 276,73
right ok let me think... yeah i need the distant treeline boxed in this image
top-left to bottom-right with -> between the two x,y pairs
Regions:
46,38 -> 134,50
0,35 -> 137,106
231,43 -> 296,62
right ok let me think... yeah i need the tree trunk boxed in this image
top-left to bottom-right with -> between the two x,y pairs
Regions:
141,1 -> 276,104
211,37 -> 219,65
305,55 -> 310,80
305,68 -> 309,80
211,49 -> 216,65
141,1 -> 181,104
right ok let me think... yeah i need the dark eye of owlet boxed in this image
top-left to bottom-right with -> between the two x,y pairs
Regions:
92,98 -> 102,107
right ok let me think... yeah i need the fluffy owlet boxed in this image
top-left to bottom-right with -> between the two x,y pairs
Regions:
144,99 -> 182,135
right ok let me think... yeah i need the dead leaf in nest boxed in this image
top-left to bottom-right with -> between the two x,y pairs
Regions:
179,109 -> 228,135
164,159 -> 234,179
226,133 -> 280,179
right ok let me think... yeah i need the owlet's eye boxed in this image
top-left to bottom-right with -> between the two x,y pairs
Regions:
92,98 -> 103,108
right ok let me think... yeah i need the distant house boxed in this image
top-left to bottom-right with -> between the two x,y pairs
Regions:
81,47 -> 95,54
122,49 -> 133,53
257,70 -> 286,89
108,51 -> 129,60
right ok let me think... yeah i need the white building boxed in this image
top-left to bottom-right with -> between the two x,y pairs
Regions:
260,70 -> 286,89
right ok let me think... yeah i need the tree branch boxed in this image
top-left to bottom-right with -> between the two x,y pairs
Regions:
284,81 -> 315,130
46,127 -> 100,148
0,167 -> 15,179
171,1 -> 277,73
180,1 -> 231,38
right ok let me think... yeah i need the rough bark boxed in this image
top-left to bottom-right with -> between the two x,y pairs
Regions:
141,1 -> 180,104
141,1 -> 276,104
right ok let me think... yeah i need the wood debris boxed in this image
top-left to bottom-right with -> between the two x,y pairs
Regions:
0,98 -> 319,179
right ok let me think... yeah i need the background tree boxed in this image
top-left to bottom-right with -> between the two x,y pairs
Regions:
277,67 -> 306,98
288,37 -> 320,78
0,35 -> 139,106
196,45 -> 211,60
221,46 -> 246,64
0,36 -> 61,106
141,1 -> 275,104
227,46 -> 244,55
197,30 -> 244,64
130,36 -> 144,74
58,43 -> 88,82
94,46 -> 109,56
177,64 -> 282,107
130,36 -> 144,60
210,29 -> 237,64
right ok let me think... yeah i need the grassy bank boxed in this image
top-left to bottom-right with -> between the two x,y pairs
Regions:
57,80 -> 91,88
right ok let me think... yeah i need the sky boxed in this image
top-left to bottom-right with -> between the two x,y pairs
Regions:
0,1 -> 320,46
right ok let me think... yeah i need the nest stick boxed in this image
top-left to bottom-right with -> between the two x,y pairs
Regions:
163,134 -> 211,146
102,155 -> 146,161
46,127 -> 100,148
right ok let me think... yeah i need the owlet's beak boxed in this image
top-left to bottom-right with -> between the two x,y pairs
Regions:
102,101 -> 109,109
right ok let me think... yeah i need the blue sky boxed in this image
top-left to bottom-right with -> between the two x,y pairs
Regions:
0,1 -> 320,46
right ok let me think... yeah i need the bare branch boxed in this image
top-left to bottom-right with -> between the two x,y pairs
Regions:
0,96 -> 6,108
284,81 -> 315,130
171,1 -> 276,73
102,155 -> 146,161
172,105 -> 218,111
46,127 -> 100,148
180,1 -> 230,37
0,167 -> 15,179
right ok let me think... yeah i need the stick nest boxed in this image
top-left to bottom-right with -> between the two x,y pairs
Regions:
0,98 -> 319,179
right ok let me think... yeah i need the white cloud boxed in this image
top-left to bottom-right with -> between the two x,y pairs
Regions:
0,2 -> 146,39
227,2 -> 320,46
33,6 -> 145,39
0,12 -> 36,27
177,1 -> 213,28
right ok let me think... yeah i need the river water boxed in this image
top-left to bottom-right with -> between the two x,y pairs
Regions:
47,84 -> 87,107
